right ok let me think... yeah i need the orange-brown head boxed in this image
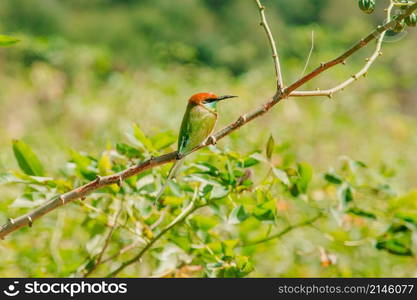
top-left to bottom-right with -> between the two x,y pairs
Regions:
188,92 -> 237,105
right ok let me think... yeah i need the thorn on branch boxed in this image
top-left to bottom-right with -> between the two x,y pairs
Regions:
327,93 -> 333,99
117,175 -> 123,187
342,60 -> 346,65
27,216 -> 33,227
238,115 -> 247,124
95,175 -> 102,184
60,195 -> 65,205
207,136 -> 217,145
8,218 -> 14,225
378,51 -> 383,56
351,74 -> 358,80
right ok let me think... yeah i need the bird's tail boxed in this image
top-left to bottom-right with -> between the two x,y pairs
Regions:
155,159 -> 184,203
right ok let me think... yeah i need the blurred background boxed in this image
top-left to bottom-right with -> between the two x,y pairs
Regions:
0,0 -> 416,277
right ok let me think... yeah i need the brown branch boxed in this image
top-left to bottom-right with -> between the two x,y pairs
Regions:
0,152 -> 177,239
254,0 -> 284,91
285,2 -> 417,97
1,2 -> 416,241
289,3 -> 394,98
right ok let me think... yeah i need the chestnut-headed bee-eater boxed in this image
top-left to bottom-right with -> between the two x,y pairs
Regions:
156,92 -> 237,202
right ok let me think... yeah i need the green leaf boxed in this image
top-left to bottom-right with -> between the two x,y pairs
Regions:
222,239 -> 239,257
338,183 -> 353,206
324,173 -> 343,185
0,35 -> 20,46
132,123 -> 154,152
289,184 -> 300,197
266,135 -> 275,160
12,140 -> 45,176
253,200 -> 275,221
297,162 -> 313,193
150,131 -> 176,150
70,150 -> 96,180
240,156 -> 260,168
347,207 -> 376,219
190,215 -> 219,231
0,173 -> 20,184
161,196 -> 184,206
229,205 -> 249,224
376,223 -> 413,256
98,153 -> 112,175
272,168 -> 290,186
395,212 -> 417,227
210,185 -> 229,200
116,143 -> 143,159
194,162 -> 220,177
167,180 -> 182,197
235,255 -> 254,276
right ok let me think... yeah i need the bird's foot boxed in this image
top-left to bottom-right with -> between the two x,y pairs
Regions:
207,136 -> 217,145
176,152 -> 184,160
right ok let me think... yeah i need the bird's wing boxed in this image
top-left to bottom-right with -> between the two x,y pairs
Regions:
178,104 -> 192,155
179,105 -> 217,155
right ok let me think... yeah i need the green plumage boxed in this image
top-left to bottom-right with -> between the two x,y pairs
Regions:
178,102 -> 218,155
155,101 -> 218,202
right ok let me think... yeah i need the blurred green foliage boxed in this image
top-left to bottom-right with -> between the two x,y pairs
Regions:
0,0 -> 417,277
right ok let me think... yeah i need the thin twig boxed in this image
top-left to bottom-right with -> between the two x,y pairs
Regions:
290,3 -> 394,98
285,2 -> 416,97
300,31 -> 315,78
84,203 -> 123,277
99,240 -> 142,266
1,3 -> 416,240
79,201 -> 143,239
254,0 -> 284,91
106,198 -> 205,277
240,213 -> 323,247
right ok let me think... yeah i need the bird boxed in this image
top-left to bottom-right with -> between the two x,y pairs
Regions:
155,92 -> 237,203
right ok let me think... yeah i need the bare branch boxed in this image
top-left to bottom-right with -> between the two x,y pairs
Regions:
285,2 -> 417,97
0,152 -> 177,239
290,3 -> 394,98
254,0 -> 284,91
1,3 -> 416,241
299,31 -> 315,78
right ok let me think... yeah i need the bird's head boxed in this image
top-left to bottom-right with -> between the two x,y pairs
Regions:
188,92 -> 237,109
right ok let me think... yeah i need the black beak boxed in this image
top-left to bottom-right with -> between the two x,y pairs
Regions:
215,95 -> 238,102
